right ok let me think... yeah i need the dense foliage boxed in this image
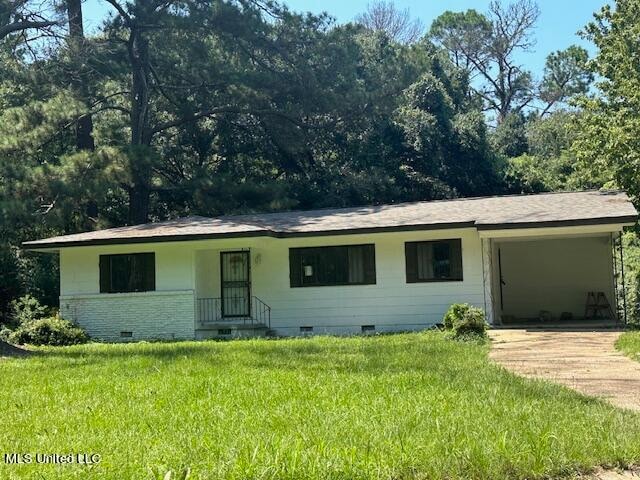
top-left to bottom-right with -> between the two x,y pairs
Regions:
442,303 -> 488,339
5,315 -> 89,346
0,295 -> 88,346
0,0 -> 638,323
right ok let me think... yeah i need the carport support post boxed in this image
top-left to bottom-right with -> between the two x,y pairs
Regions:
619,232 -> 628,324
481,238 -> 496,325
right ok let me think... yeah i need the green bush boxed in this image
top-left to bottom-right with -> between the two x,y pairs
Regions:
442,303 -> 488,339
8,316 -> 89,346
621,232 -> 640,325
442,303 -> 471,329
0,326 -> 12,342
452,307 -> 488,338
8,294 -> 49,327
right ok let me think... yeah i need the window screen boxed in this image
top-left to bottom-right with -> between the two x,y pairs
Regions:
289,244 -> 376,287
99,253 -> 156,293
405,239 -> 463,282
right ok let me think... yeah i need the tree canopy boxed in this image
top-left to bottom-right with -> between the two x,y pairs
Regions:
0,0 -> 638,321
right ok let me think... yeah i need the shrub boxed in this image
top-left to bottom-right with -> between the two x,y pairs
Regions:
452,307 -> 488,338
442,303 -> 488,339
8,316 -> 89,346
0,326 -> 12,342
8,295 -> 49,327
621,232 -> 640,325
442,303 -> 471,329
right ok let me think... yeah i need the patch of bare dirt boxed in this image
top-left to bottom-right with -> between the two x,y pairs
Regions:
489,329 -> 640,411
583,467 -> 640,479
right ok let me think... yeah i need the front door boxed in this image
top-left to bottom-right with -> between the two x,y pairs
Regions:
221,251 -> 251,318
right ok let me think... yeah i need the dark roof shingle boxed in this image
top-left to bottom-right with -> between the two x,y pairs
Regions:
23,190 -> 638,249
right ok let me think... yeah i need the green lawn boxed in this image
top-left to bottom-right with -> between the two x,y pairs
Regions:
617,331 -> 640,360
2,332 -> 640,480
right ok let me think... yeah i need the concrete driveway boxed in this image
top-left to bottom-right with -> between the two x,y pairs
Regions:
489,329 -> 640,411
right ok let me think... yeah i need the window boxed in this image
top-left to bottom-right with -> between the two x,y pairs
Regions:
289,244 -> 376,287
99,253 -> 155,293
405,239 -> 463,282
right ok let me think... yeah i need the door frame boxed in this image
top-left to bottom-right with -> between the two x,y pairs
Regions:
220,250 -> 251,318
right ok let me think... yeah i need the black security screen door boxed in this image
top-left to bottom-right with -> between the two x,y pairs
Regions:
221,251 -> 251,318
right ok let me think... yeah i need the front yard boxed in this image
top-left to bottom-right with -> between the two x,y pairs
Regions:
2,332 -> 640,480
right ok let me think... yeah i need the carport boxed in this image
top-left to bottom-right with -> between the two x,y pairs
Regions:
480,224 -> 631,327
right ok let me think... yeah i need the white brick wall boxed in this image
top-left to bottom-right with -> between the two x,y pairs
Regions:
59,290 -> 196,342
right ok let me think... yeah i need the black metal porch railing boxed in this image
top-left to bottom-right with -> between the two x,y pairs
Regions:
197,296 -> 271,328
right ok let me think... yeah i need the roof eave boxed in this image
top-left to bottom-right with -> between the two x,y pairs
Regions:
475,215 -> 638,231
21,215 -> 638,251
22,221 -> 478,250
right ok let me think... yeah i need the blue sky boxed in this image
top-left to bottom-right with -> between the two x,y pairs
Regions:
82,0 -> 608,78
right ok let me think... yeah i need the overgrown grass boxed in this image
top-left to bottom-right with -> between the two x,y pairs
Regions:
2,332 -> 640,479
616,330 -> 640,360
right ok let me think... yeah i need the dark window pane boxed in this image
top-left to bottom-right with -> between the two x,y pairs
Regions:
289,245 -> 376,287
348,246 -> 364,283
99,253 -> 155,293
405,243 -> 418,283
405,240 -> 463,282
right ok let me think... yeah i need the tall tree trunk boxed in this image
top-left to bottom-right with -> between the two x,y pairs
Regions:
128,185 -> 151,224
127,6 -> 153,225
66,0 -> 98,223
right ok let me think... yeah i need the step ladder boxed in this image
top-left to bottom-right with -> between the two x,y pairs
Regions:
584,291 -> 614,320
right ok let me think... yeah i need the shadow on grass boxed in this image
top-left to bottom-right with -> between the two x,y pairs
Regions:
36,333 -> 467,377
0,340 -> 36,358
6,334 -> 619,418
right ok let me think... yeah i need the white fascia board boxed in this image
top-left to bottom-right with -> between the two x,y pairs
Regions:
478,223 -> 631,239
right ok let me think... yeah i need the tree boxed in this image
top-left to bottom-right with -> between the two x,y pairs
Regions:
0,0 -> 510,323
394,71 -> 503,198
64,0 -> 99,227
505,111 -> 596,193
573,0 -> 640,203
539,45 -> 592,115
0,0 -> 58,41
490,112 -> 528,157
73,0 -> 348,224
429,0 -> 540,122
355,1 -> 424,44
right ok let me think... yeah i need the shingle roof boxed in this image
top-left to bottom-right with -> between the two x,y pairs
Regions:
23,190 -> 638,249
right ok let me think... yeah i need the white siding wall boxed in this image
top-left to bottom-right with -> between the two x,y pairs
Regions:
57,228 -> 487,340
195,249 -> 219,299
57,227 -> 619,340
59,242 -> 194,295
248,229 -> 485,336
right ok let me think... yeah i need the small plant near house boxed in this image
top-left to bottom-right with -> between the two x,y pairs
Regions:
442,303 -> 470,329
8,315 -> 89,346
1,295 -> 88,346
442,303 -> 488,340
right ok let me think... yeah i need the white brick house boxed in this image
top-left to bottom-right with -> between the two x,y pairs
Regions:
24,191 -> 638,341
